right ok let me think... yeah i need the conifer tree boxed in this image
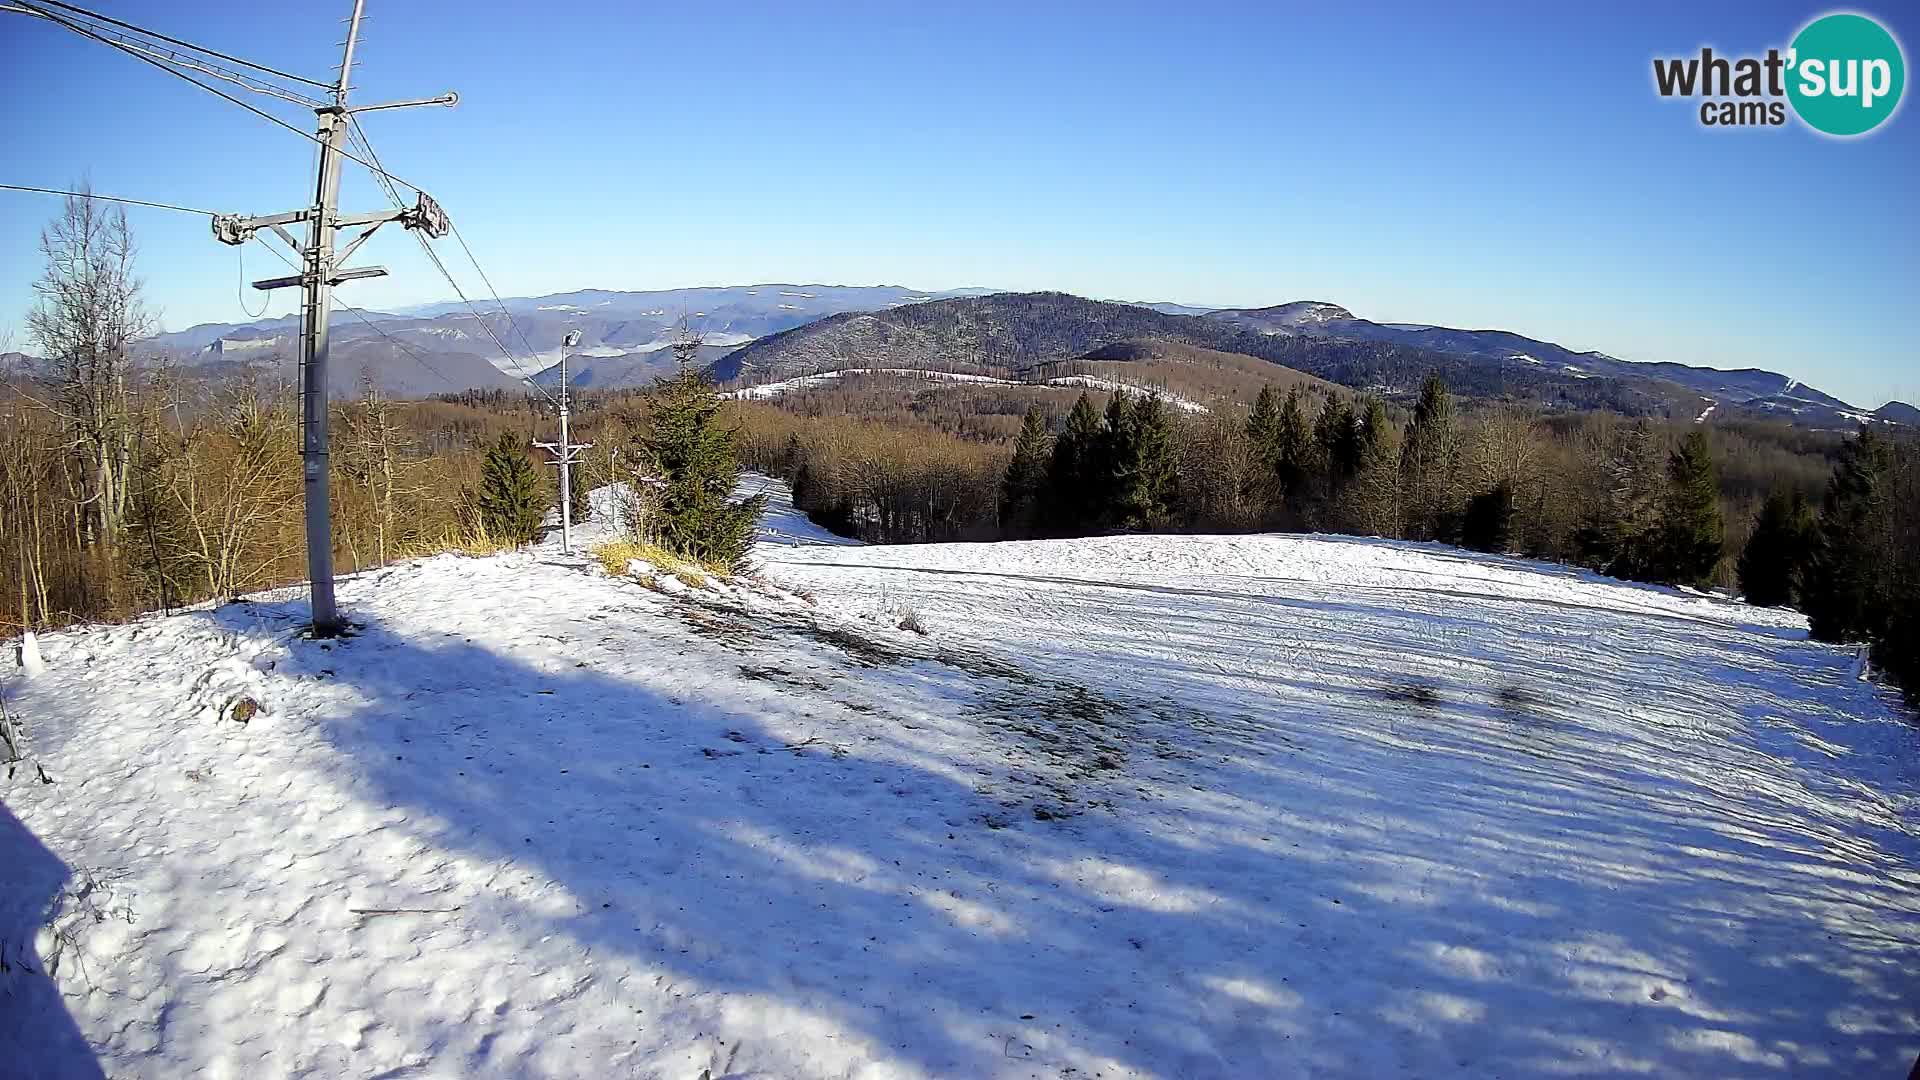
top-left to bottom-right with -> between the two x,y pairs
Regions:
1398,373 -> 1461,541
1000,405 -> 1053,537
644,367 -> 766,569
1460,482 -> 1515,553
1802,426 -> 1895,643
1244,386 -> 1283,517
1656,429 -> 1724,586
1246,387 -> 1280,454
1881,443 -> 1920,702
1578,419 -> 1665,579
1314,395 -> 1361,489
1878,565 -> 1919,704
1046,393 -> 1105,533
475,432 -> 546,546
1348,397 -> 1401,536
1098,394 -> 1138,529
1113,394 -> 1176,529
1737,491 -> 1815,607
1273,388 -> 1315,516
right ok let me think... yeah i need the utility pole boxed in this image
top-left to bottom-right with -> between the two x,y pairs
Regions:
207,1 -> 454,635
535,329 -> 592,555
4,0 -> 458,635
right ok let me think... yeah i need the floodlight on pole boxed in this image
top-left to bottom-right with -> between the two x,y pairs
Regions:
536,328 -> 591,555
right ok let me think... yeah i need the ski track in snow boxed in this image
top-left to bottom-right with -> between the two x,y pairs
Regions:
3,479 -> 1918,1079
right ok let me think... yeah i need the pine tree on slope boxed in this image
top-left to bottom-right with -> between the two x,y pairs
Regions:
1737,491 -> 1815,607
1000,406 -> 1053,538
1578,419 -> 1665,580
475,432 -> 546,547
1046,393 -> 1106,534
1099,394 -> 1138,530
1657,429 -> 1724,587
1347,397 -> 1401,537
1315,395 -> 1362,491
1114,394 -> 1177,530
1244,386 -> 1283,518
644,367 -> 767,569
1460,482 -> 1515,554
1398,373 -> 1461,542
1273,388 -> 1316,520
1802,426 -> 1895,644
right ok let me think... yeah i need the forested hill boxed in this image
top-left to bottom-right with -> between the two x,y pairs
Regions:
709,293 -> 1213,382
711,291 -> 1920,428
711,292 -> 1697,418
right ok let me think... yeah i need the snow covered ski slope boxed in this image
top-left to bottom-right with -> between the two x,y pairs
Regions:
3,494 -> 1918,1078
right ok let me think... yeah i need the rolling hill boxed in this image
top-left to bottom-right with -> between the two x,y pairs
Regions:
713,292 -> 1906,428
712,292 -> 1687,416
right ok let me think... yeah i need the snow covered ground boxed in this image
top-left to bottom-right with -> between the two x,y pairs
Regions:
4,481 -> 1918,1078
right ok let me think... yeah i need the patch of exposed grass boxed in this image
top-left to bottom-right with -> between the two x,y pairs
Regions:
396,522 -> 518,559
592,539 -> 729,585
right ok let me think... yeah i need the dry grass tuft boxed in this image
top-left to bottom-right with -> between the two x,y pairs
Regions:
592,539 -> 729,588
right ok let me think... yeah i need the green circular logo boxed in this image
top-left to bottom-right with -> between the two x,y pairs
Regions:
1787,13 -> 1906,136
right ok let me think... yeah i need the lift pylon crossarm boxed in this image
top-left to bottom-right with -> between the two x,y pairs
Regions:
348,91 -> 458,114
251,265 -> 388,292
11,0 -> 460,637
212,190 -> 444,249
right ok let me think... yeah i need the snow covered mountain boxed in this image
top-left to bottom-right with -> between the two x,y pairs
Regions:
1205,300 -> 1357,333
4,480 -> 1917,1077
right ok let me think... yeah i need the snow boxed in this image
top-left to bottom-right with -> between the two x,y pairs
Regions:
1695,402 -> 1717,424
582,332 -> 755,358
4,482 -> 1918,1078
215,336 -> 283,353
1835,410 -> 1889,426
737,475 -> 864,548
727,370 -> 1211,413
1040,376 -> 1208,413
15,631 -> 43,676
724,368 -> 1017,400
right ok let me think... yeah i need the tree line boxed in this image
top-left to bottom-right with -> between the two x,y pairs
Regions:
3,195 -> 766,634
742,371 -> 1915,704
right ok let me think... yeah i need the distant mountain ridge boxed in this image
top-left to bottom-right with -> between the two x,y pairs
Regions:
713,291 -> 1902,430
16,283 -> 1892,427
132,285 -> 985,397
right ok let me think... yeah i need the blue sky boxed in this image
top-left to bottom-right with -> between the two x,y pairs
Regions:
1,0 -> 1914,406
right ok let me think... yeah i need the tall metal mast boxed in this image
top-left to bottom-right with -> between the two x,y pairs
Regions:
536,329 -> 591,555
4,0 -> 457,635
208,2 -> 454,635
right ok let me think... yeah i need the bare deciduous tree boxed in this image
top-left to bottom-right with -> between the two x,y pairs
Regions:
26,190 -> 153,548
